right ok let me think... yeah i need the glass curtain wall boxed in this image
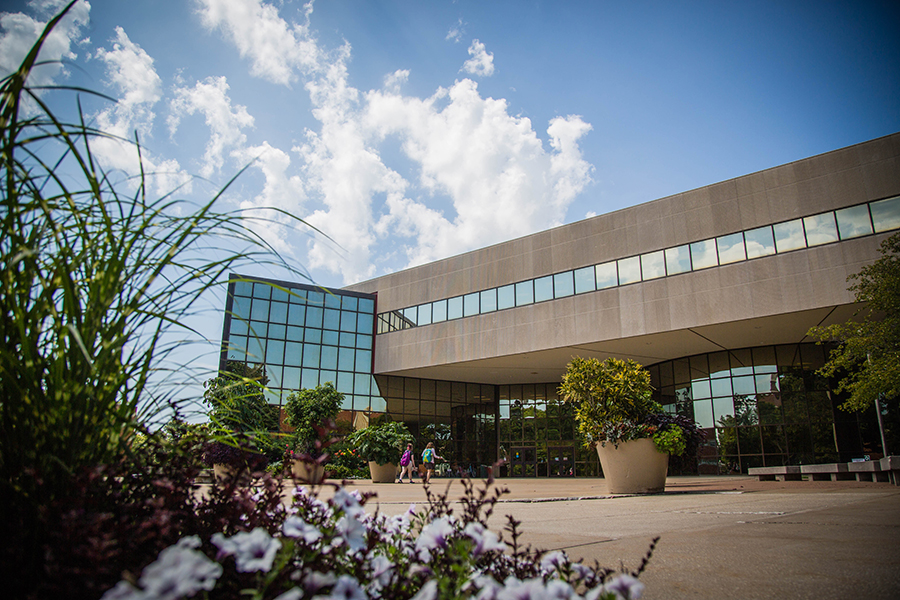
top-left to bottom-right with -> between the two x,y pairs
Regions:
649,344 -> 881,474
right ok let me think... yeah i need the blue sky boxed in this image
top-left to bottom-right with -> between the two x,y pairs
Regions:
2,0 -> 899,289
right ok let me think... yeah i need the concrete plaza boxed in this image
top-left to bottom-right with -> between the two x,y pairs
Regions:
313,475 -> 900,599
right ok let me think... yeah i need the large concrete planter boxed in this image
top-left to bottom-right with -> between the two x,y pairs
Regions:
212,463 -> 250,486
597,438 -> 668,494
291,459 -> 326,484
368,461 -> 398,483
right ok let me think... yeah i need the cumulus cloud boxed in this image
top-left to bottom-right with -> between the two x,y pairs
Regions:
462,39 -> 494,77
169,76 -> 255,178
446,19 -> 464,43
0,0 -> 90,88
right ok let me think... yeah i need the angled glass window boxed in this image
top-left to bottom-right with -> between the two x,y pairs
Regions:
232,296 -> 251,321
302,343 -> 320,367
323,308 -> 340,330
432,299 -> 447,323
534,276 -> 554,303
272,287 -> 289,303
287,325 -> 303,341
665,245 -> 691,275
717,232 -> 746,265
247,336 -> 265,363
401,306 -> 417,326
773,219 -> 806,253
870,195 -> 900,232
342,296 -> 358,311
744,225 -> 776,259
267,301 -> 286,323
595,261 -> 618,289
553,271 -> 575,298
233,280 -> 253,297
306,306 -> 324,328
835,205 -> 873,239
304,328 -> 321,344
320,346 -> 338,370
497,284 -> 515,310
515,281 -> 534,306
803,213 -> 838,246
253,282 -> 271,299
480,288 -> 497,313
324,293 -> 341,309
574,266 -> 595,294
230,318 -> 249,336
463,292 -> 480,317
447,296 -> 463,320
287,303 -> 305,326
617,256 -> 641,284
640,251 -> 666,280
268,323 -> 286,339
265,340 -> 284,365
322,330 -> 339,346
338,347 -> 355,371
250,299 -> 269,321
690,239 -> 718,270
416,303 -> 432,325
284,341 -> 302,364
357,312 -> 374,333
339,331 -> 355,347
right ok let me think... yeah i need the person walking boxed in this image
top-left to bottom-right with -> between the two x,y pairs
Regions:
421,442 -> 442,483
397,443 -> 416,483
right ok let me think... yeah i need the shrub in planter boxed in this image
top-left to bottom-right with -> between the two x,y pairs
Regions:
347,420 -> 414,466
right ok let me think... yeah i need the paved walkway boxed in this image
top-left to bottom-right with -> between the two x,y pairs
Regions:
302,475 -> 900,599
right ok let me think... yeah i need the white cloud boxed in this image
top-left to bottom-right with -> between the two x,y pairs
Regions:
197,0 -> 321,86
169,76 -> 255,178
0,0 -> 90,88
446,18 -> 464,43
462,39 -> 494,77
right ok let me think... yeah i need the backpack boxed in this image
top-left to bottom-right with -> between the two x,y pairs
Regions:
422,448 -> 434,463
400,450 -> 411,466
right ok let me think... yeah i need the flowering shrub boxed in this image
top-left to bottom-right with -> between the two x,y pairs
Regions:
101,471 -> 654,600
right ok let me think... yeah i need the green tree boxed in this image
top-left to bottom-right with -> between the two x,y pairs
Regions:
283,382 -> 344,456
203,361 -> 278,433
808,232 -> 900,412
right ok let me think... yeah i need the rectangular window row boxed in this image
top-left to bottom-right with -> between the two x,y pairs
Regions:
232,297 -> 376,335
378,195 -> 900,334
232,281 -> 375,315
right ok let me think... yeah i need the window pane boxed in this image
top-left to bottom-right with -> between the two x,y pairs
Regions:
534,276 -> 554,302
497,285 -> 515,310
515,281 -> 534,306
744,226 -> 776,259
870,195 -> 900,232
359,297 -> 374,313
417,303 -> 432,325
306,306 -> 323,328
574,266 -> 595,294
302,344 -> 320,368
640,251 -> 665,280
432,300 -> 447,322
231,296 -> 251,321
340,310 -> 358,332
233,280 -> 253,297
618,256 -> 642,284
338,347 -> 355,371
320,346 -> 338,370
554,271 -> 575,298
690,239 -> 718,270
250,299 -> 269,321
253,282 -> 271,299
835,205 -> 873,239
717,232 -> 746,265
665,245 -> 691,275
447,296 -> 463,320
480,289 -> 497,313
268,301 -> 287,323
773,219 -> 806,252
463,292 -> 480,317
595,261 -> 618,289
803,213 -> 838,246
357,312 -> 373,333
230,318 -> 248,336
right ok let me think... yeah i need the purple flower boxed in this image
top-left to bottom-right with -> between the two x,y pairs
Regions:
416,516 -> 454,556
464,522 -> 507,556
283,515 -> 323,544
211,528 -> 281,573
313,574 -> 367,600
600,574 -> 644,600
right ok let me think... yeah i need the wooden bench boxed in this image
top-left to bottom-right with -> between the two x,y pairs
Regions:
749,456 -> 900,485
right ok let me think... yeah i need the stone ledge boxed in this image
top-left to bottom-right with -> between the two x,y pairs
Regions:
749,457 -> 899,485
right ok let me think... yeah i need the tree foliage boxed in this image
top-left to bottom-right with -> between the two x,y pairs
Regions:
808,232 -> 900,412
347,420 -> 415,466
203,361 -> 277,433
283,382 -> 344,454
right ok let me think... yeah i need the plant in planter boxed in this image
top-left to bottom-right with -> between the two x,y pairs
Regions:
347,420 -> 414,482
283,382 -> 343,482
559,356 -> 702,493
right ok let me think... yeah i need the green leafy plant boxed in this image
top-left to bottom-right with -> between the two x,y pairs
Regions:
651,427 -> 686,456
347,420 -> 415,465
283,382 -> 344,457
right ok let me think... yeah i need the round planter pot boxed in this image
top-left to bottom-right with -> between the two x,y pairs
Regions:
291,459 -> 326,484
368,461 -> 398,483
212,463 -> 250,486
596,437 -> 668,494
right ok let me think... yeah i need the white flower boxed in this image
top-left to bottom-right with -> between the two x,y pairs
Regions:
336,514 -> 368,552
211,528 -> 281,573
540,550 -> 569,573
332,488 -> 365,518
368,553 -> 394,588
136,536 -> 222,600
274,589 -> 303,600
410,580 -> 438,600
100,581 -> 144,600
416,516 -> 455,555
304,571 -> 338,592
283,515 -> 323,544
464,522 -> 507,556
313,574 -> 367,600
599,574 -> 644,600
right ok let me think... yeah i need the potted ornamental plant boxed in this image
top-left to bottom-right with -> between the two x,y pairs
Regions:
559,356 -> 702,493
283,382 -> 343,483
347,420 -> 414,483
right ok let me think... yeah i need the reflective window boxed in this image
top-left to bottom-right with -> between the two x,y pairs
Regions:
534,276 -> 554,303
554,271 -> 575,298
447,296 -> 463,320
233,280 -> 253,297
432,299 -> 447,323
744,226 -> 776,259
595,261 -> 618,289
323,308 -> 340,330
871,195 -> 900,232
253,282 -> 271,299
250,299 -> 269,321
515,281 -> 534,306
803,213 -> 838,246
481,289 -> 497,313
665,245 -> 691,275
717,232 -> 746,265
835,205 -> 873,239
640,251 -> 665,280
232,296 -> 251,321
417,303 -> 432,325
574,266 -> 595,294
306,306 -> 323,328
498,285 -> 515,310
464,292 -> 480,317
773,219 -> 806,253
690,239 -> 718,270
618,256 -> 642,284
